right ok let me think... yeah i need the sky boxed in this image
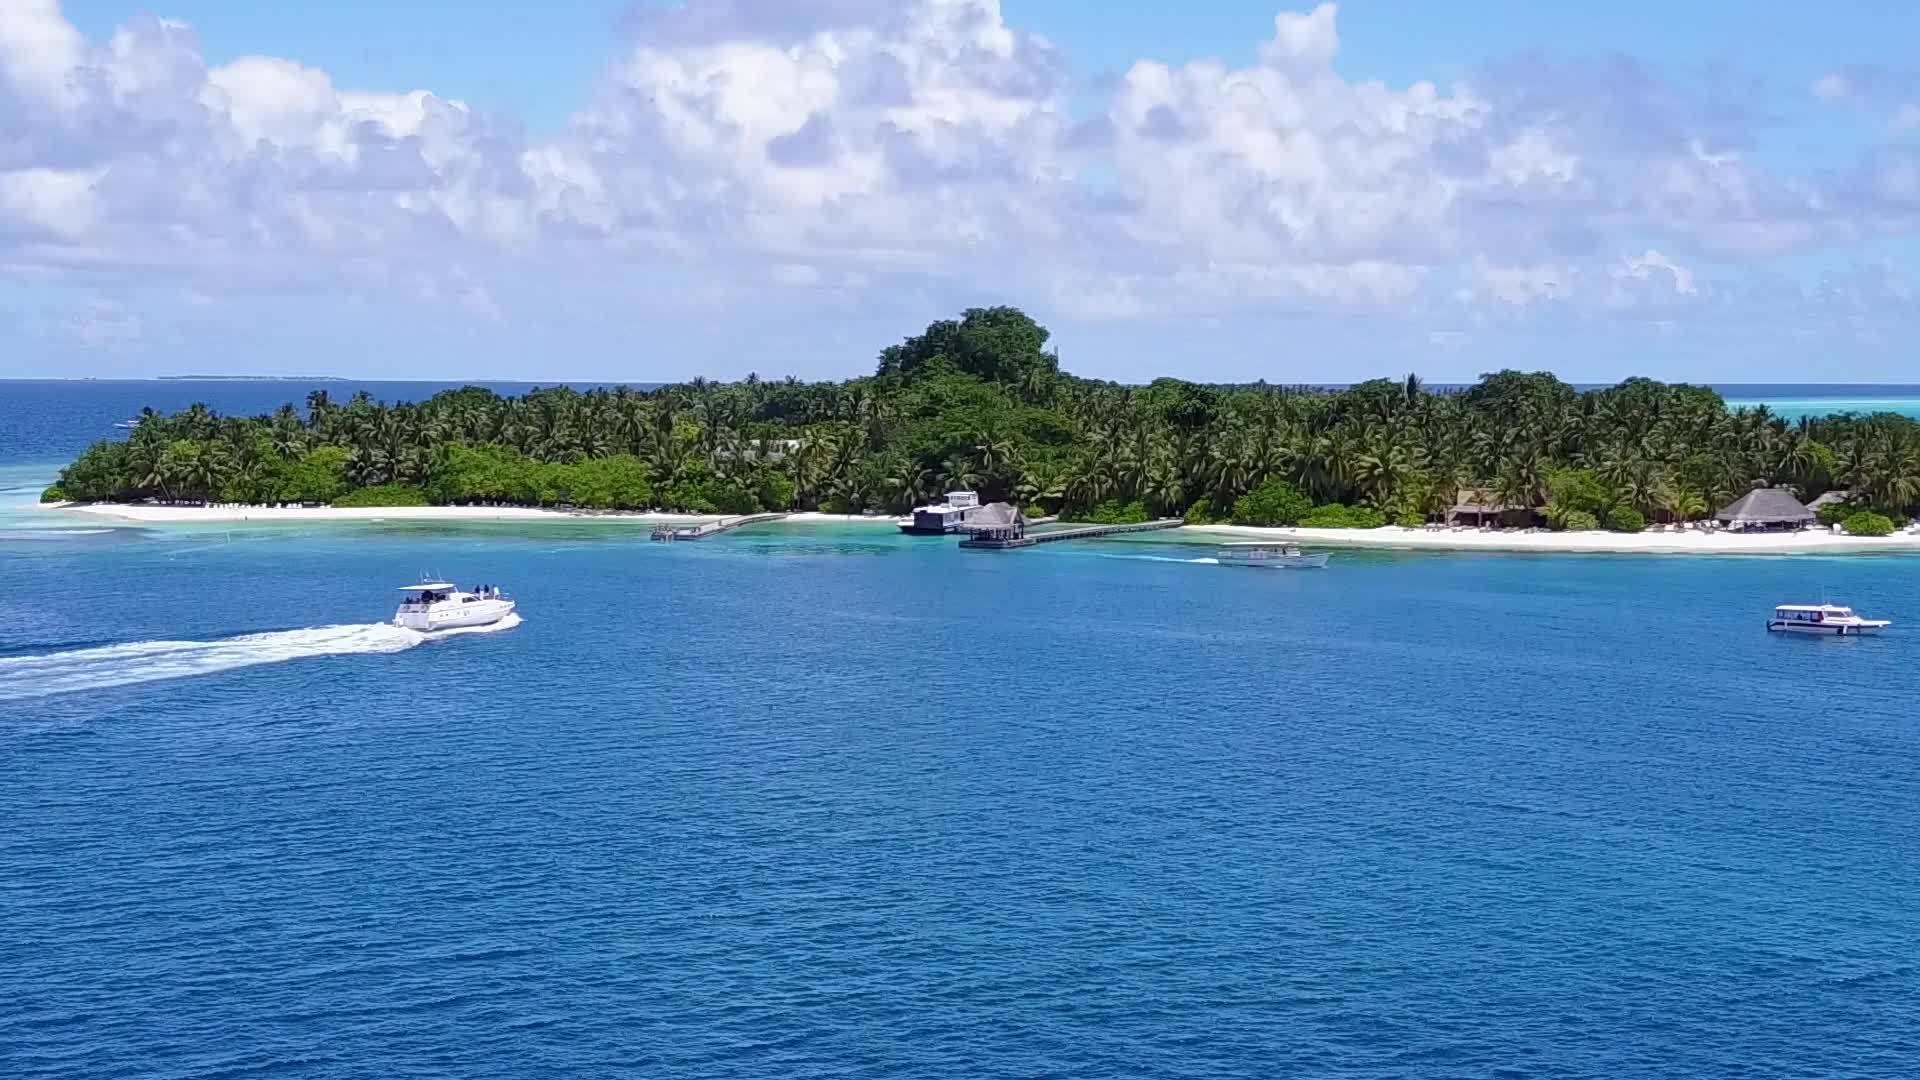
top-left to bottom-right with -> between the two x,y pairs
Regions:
5,0 -> 1919,383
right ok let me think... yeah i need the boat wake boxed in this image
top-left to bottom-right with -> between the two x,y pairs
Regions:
0,614 -> 521,702
1091,553 -> 1219,565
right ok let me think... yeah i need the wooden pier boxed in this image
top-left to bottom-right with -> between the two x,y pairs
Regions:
958,518 -> 1183,550
651,512 -> 788,542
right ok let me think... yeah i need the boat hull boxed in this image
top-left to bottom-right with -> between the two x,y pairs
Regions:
1767,620 -> 1888,635
898,523 -> 957,535
394,599 -> 516,632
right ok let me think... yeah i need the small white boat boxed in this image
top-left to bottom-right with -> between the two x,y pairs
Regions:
1216,542 -> 1330,569
1767,604 -> 1889,636
393,582 -> 515,631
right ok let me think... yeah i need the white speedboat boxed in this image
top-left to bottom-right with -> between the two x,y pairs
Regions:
1767,604 -> 1889,636
1216,542 -> 1329,568
393,582 -> 515,631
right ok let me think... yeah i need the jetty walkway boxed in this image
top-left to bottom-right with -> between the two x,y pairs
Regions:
651,512 -> 788,541
958,518 -> 1183,550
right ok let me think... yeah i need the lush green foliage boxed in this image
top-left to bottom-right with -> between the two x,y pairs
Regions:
425,446 -> 655,509
1605,506 -> 1647,533
1230,478 -> 1312,527
46,307 -> 1920,526
1298,504 -> 1387,528
40,485 -> 68,503
1843,511 -> 1896,537
1068,500 -> 1150,525
1182,501 -> 1214,525
281,447 -> 349,504
1816,502 -> 1857,526
332,485 -> 431,507
1562,510 -> 1601,531
1545,468 -> 1613,525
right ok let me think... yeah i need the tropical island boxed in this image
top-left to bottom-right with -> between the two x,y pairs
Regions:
40,306 -> 1920,550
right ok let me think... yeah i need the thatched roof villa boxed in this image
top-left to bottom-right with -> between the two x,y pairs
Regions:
1805,490 -> 1853,514
1447,488 -> 1537,527
1716,488 -> 1814,530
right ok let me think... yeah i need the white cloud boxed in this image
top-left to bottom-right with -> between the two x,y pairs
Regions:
1812,74 -> 1853,101
1616,249 -> 1697,296
53,298 -> 144,348
0,167 -> 100,238
1469,259 -> 1574,306
0,0 -> 87,106
1810,65 -> 1920,138
0,0 -> 1913,371
1259,3 -> 1342,69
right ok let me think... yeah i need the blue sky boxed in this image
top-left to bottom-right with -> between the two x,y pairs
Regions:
10,1 -> 1920,382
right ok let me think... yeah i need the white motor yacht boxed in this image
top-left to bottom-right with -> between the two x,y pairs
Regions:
393,582 -> 515,631
1215,542 -> 1330,569
1767,604 -> 1889,636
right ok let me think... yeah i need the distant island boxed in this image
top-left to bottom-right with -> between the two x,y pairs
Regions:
39,307 -> 1920,540
158,375 -> 351,382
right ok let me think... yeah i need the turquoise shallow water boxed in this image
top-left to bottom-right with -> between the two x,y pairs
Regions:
1721,397 -> 1920,421
7,383 -> 1920,1078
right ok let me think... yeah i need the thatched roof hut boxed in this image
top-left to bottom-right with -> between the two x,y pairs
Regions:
1448,488 -> 1534,525
1716,488 -> 1814,528
1805,490 -> 1853,513
957,502 -> 1024,538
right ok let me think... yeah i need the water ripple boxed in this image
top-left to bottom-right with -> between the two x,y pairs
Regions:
4,537 -> 1919,1077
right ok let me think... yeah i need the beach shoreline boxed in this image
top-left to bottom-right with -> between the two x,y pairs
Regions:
31,500 -> 1920,553
1182,522 -> 1920,555
40,501 -> 896,527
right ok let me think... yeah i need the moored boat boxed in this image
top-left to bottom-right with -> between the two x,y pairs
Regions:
898,490 -> 983,535
1215,542 -> 1329,569
393,582 -> 515,631
1767,604 -> 1889,635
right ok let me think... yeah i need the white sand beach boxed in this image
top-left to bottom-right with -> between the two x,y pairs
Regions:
43,502 -> 897,527
1183,522 -> 1920,555
35,502 -> 1920,554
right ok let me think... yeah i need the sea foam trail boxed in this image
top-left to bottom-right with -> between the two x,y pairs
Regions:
0,614 -> 520,702
1089,552 -> 1219,565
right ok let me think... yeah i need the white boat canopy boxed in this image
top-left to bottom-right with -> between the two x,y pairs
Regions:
398,583 -> 457,591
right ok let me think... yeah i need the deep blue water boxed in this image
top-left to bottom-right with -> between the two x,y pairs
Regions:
6,384 -> 1920,1078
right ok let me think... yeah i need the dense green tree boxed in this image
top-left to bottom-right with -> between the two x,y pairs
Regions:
47,308 -> 1920,525
1230,479 -> 1312,527
282,446 -> 351,504
1843,511 -> 1895,537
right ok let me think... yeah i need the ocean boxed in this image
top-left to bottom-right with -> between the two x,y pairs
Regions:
1712,384 -> 1920,422
4,381 -> 1920,1078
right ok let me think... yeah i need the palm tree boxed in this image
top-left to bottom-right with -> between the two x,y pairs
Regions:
53,308 -> 1920,527
938,454 -> 981,494
1654,477 -> 1707,523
